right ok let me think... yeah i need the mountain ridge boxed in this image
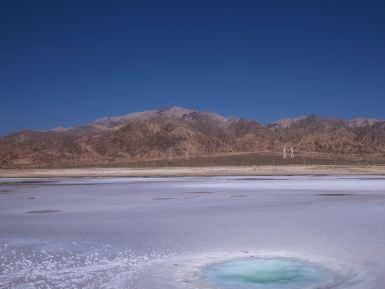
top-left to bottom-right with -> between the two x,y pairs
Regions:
41,107 -> 383,133
1,106 -> 384,167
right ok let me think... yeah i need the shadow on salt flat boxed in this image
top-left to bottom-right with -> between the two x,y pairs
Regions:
153,197 -> 176,201
26,210 -> 61,214
317,193 -> 354,197
187,191 -> 216,194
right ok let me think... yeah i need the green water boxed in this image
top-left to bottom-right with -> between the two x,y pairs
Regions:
203,257 -> 339,289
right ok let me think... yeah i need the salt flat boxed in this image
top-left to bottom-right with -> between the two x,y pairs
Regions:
0,176 -> 384,289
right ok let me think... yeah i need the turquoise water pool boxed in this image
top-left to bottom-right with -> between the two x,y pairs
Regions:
203,257 -> 340,289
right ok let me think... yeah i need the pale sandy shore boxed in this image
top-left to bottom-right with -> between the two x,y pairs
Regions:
1,165 -> 385,178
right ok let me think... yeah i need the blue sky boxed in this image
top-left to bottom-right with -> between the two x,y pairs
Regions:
1,0 -> 384,135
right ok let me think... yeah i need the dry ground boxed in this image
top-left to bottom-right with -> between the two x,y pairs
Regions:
1,164 -> 385,178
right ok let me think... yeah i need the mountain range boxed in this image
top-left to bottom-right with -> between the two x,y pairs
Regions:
1,106 -> 384,167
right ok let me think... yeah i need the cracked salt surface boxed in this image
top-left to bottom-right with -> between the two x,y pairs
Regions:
0,241 -> 168,289
0,176 -> 384,288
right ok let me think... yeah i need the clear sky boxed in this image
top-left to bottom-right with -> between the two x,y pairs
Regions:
1,0 -> 384,135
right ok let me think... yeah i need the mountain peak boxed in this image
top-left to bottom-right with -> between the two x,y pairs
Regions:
91,106 -> 229,129
271,115 -> 310,128
158,106 -> 196,118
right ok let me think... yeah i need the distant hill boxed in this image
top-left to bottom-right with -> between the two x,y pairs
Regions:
1,106 -> 384,167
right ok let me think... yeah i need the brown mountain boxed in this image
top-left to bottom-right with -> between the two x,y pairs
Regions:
0,107 -> 384,167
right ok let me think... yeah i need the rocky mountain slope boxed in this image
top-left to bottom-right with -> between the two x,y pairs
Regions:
0,107 -> 384,167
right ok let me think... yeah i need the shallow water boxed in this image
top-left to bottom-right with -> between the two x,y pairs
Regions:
204,257 -> 340,289
0,176 -> 384,288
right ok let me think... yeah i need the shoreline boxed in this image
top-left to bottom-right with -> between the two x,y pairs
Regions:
1,165 -> 385,178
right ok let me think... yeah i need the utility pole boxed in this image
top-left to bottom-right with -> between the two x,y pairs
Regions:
169,148 -> 173,161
